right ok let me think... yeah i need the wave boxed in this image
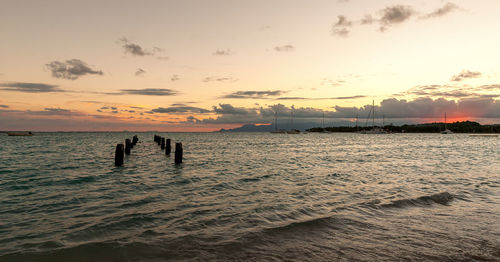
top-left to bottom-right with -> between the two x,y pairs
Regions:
380,192 -> 454,209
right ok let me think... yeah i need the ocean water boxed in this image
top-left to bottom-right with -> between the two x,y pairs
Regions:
0,132 -> 499,261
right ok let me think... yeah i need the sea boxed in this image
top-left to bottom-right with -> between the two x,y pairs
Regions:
0,132 -> 499,261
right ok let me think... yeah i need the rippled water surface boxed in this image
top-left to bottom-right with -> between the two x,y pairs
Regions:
0,132 -> 499,261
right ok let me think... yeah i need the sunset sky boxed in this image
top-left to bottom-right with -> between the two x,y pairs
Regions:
1,0 -> 499,131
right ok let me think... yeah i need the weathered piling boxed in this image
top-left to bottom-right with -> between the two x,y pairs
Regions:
165,139 -> 171,155
115,144 -> 124,166
161,137 -> 165,150
175,142 -> 183,164
154,135 -> 158,143
157,135 -> 161,145
132,135 -> 138,146
125,139 -> 132,155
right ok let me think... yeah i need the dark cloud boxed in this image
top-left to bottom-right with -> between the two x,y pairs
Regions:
27,108 -> 83,116
101,106 -> 109,110
213,104 -> 257,115
111,107 -> 117,110
451,70 -> 482,82
275,95 -> 366,100
118,37 -> 166,59
135,68 -> 146,76
221,90 -> 287,99
379,5 -> 415,31
46,59 -> 103,80
213,49 -> 232,56
96,109 -> 102,112
421,2 -> 459,19
151,106 -> 211,114
200,98 -> 500,126
398,83 -> 500,100
171,75 -> 180,81
117,88 -> 178,96
331,15 -> 353,37
0,105 -> 9,108
119,37 -> 153,56
0,82 -> 64,93
203,76 -> 237,83
274,45 -> 295,52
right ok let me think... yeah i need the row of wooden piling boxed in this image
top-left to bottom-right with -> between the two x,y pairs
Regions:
154,135 -> 182,164
115,135 -> 138,166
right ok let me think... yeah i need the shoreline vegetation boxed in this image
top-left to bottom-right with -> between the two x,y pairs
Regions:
307,121 -> 500,133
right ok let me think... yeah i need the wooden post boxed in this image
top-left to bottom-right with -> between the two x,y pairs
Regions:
175,142 -> 183,164
165,139 -> 171,155
157,135 -> 161,145
161,137 -> 165,150
115,144 -> 124,166
125,139 -> 131,155
132,135 -> 138,146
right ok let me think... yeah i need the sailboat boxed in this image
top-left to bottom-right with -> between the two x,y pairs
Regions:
286,110 -> 300,134
7,131 -> 33,136
360,100 -> 388,134
270,110 -> 286,133
440,112 -> 453,134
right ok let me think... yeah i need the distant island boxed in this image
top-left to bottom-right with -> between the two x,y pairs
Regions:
218,121 -> 500,133
307,121 -> 500,133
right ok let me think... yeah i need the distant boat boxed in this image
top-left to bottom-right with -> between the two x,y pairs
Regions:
440,112 -> 453,134
7,131 -> 33,136
360,100 -> 388,134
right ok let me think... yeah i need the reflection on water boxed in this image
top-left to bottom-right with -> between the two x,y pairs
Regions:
0,132 -> 499,261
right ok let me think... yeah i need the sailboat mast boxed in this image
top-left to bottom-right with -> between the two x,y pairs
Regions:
322,112 -> 325,129
356,113 -> 359,132
444,112 -> 447,130
372,100 -> 375,128
274,110 -> 278,131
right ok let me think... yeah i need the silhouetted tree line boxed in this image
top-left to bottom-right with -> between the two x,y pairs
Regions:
307,121 -> 500,133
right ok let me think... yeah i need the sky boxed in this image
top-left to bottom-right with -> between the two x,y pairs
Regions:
0,0 -> 499,131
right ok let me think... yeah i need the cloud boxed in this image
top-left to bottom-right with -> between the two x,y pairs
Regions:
212,104 -> 257,115
221,90 -> 287,99
213,49 -> 232,56
117,88 -> 178,96
119,37 -> 153,56
151,106 -> 211,114
274,44 -> 295,52
361,14 -> 374,25
0,82 -> 64,93
421,2 -> 460,19
275,95 -> 366,100
171,74 -> 180,81
0,105 -> 9,108
401,83 -> 499,99
379,5 -> 415,31
451,70 -> 482,82
26,108 -> 83,116
321,78 -> 346,87
118,37 -> 166,59
135,68 -> 146,76
46,59 -> 103,80
331,15 -> 353,37
203,76 -> 237,83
